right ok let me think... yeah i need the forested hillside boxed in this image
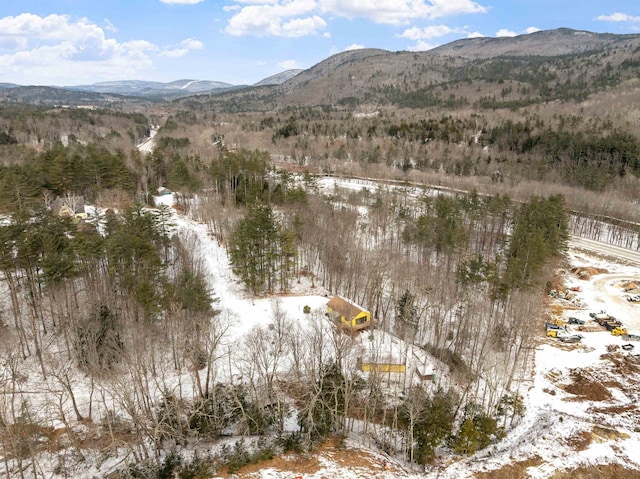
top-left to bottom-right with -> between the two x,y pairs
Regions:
0,28 -> 639,479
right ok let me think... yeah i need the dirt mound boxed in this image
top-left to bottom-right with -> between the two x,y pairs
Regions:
571,267 -> 609,280
550,464 -> 640,478
474,456 -> 542,479
601,352 -> 640,376
563,370 -> 612,401
216,436 -> 398,478
567,430 -> 593,451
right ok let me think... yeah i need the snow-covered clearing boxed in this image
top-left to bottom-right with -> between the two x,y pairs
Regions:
2,187 -> 639,479
431,249 -> 640,479
155,193 -> 640,478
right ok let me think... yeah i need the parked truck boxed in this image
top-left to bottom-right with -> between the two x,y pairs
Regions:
590,310 -> 615,321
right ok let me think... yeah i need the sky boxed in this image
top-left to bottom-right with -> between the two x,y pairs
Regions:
0,1 -> 639,87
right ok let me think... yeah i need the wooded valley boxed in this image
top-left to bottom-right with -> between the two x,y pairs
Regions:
1,28 -> 640,478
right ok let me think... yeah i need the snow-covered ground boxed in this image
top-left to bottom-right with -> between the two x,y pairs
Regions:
2,190 -> 638,479
155,193 -> 640,478
429,249 -> 640,479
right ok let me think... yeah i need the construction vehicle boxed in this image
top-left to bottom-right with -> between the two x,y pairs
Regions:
547,329 -> 561,338
559,334 -> 583,343
545,322 -> 563,330
602,321 -> 622,331
590,311 -> 615,321
622,334 -> 640,341
568,317 -> 585,325
592,314 -> 623,331
611,327 -> 629,336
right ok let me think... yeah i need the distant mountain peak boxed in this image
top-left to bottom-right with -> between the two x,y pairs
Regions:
431,27 -> 635,58
254,69 -> 304,86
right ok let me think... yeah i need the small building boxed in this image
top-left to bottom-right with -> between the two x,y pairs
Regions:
327,295 -> 372,331
360,360 -> 406,373
50,195 -> 86,220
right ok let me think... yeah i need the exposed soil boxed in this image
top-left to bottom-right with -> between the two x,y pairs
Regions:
214,435 -> 400,478
571,267 -> 610,280
589,426 -> 630,442
550,464 -> 640,479
600,352 -> 640,376
566,431 -> 593,451
588,404 -> 637,415
562,370 -> 612,401
473,456 -> 543,479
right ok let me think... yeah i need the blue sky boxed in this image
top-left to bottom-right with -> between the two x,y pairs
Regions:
0,0 -> 639,86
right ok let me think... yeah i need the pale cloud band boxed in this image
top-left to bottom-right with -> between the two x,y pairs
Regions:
160,38 -> 204,57
398,24 -> 540,51
224,0 -> 488,37
0,13 -> 200,84
160,0 -> 204,4
596,12 -> 640,23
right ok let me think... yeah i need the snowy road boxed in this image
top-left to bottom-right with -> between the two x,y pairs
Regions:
136,126 -> 157,154
571,236 -> 640,266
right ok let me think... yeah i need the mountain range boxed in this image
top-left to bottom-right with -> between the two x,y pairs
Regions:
2,28 -> 640,109
0,69 -> 304,104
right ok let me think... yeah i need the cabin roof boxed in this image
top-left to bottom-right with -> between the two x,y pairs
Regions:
327,295 -> 368,319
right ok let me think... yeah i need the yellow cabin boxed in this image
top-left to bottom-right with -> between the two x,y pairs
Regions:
327,295 -> 372,331
360,362 -> 406,373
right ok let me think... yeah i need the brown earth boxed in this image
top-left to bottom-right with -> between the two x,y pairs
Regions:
214,435 -> 401,478
562,370 -> 612,401
571,267 -> 610,281
473,456 -> 543,479
567,431 -> 593,451
550,464 -> 640,479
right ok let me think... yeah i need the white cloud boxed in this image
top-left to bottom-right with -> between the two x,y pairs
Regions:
278,59 -> 303,69
180,37 -> 204,49
466,31 -> 484,38
160,0 -> 204,4
318,0 -> 487,24
407,40 -> 438,51
160,37 -> 204,57
596,12 -> 640,22
281,15 -> 327,37
494,26 -> 541,38
323,31 -> 331,38
104,18 -> 117,32
160,48 -> 190,58
0,13 -> 157,84
223,0 -> 487,37
496,28 -> 517,37
225,0 -> 327,37
399,25 -> 457,40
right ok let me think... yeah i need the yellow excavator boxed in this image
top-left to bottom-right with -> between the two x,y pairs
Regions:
611,327 -> 629,336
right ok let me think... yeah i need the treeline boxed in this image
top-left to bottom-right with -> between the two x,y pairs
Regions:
0,143 -> 134,211
488,121 -> 640,190
0,149 -> 571,476
252,106 -> 640,193
0,104 -> 149,150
